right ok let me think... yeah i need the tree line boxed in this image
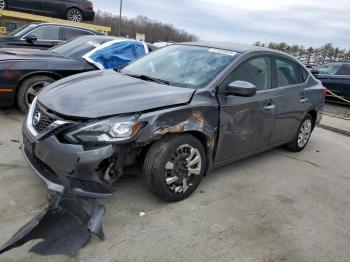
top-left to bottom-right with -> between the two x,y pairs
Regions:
93,10 -> 198,43
254,42 -> 350,66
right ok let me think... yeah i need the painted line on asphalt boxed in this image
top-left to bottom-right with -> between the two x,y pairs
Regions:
318,124 -> 350,137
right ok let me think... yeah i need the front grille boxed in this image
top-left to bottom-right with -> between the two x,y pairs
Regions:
33,103 -> 56,133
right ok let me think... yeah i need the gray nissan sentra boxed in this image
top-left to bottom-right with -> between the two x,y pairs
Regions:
22,42 -> 326,202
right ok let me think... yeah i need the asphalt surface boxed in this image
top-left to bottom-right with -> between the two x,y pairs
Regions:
1,109 -> 350,262
324,103 -> 350,119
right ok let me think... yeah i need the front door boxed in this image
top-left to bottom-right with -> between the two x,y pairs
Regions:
215,55 -> 276,164
21,25 -> 63,49
10,0 -> 44,13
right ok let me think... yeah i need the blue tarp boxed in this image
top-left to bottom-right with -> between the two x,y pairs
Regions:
83,39 -> 148,70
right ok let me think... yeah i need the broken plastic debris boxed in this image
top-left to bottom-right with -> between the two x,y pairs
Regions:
139,212 -> 146,217
0,191 -> 106,256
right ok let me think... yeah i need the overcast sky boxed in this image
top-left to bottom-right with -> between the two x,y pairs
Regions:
93,0 -> 350,48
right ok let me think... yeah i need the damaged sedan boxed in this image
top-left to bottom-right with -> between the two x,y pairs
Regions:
1,42 -> 325,255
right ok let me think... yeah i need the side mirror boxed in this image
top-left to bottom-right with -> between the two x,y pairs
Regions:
24,35 -> 37,43
310,69 -> 319,75
226,81 -> 257,97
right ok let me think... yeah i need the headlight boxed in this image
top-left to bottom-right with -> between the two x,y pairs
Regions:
65,117 -> 143,144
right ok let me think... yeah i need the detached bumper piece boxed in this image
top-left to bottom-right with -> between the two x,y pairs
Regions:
0,191 -> 106,256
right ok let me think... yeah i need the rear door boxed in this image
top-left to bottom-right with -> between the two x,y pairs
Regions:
42,0 -> 67,17
269,56 -> 310,145
215,55 -> 276,164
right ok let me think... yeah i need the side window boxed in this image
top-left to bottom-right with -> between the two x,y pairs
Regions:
62,28 -> 93,41
300,66 -> 309,82
276,57 -> 302,87
225,56 -> 272,91
336,64 -> 350,75
29,26 -> 60,40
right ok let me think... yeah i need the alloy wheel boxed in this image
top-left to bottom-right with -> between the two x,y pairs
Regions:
25,81 -> 51,109
165,144 -> 202,194
67,9 -> 82,22
297,119 -> 312,148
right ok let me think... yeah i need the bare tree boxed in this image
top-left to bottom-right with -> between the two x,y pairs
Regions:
93,11 -> 198,43
255,41 -> 349,65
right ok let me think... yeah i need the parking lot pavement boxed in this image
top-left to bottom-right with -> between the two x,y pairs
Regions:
1,109 -> 350,262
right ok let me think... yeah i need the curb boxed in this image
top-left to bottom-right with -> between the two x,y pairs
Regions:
318,124 -> 350,137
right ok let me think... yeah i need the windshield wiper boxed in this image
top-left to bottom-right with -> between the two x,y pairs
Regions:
124,74 -> 170,85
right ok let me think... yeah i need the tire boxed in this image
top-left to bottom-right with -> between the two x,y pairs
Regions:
0,0 -> 6,10
284,113 -> 314,152
143,134 -> 206,202
67,8 -> 83,22
17,75 -> 55,113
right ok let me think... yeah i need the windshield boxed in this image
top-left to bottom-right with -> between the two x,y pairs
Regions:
121,45 -> 238,88
317,63 -> 342,75
50,37 -> 113,58
8,24 -> 37,37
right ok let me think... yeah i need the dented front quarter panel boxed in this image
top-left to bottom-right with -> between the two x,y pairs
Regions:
135,89 -> 220,171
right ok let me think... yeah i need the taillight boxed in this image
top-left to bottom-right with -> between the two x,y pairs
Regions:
89,2 -> 93,10
322,87 -> 328,98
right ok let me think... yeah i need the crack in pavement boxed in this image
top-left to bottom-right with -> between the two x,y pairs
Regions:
280,154 -> 321,168
0,163 -> 27,170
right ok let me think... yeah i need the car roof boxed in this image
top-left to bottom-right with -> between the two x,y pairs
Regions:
30,22 -> 103,34
180,41 -> 270,53
321,61 -> 350,64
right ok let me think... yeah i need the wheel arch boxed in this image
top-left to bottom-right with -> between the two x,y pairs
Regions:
307,109 -> 317,130
15,72 -> 61,105
141,131 -> 212,177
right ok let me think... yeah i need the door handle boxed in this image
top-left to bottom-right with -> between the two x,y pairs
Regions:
264,104 -> 276,110
299,97 -> 309,103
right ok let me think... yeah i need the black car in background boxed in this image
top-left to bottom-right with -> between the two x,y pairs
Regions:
0,35 -> 156,112
0,23 -> 103,49
312,62 -> 350,104
0,0 -> 94,22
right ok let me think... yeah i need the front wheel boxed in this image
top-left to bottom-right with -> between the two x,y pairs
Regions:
0,0 -> 7,10
285,114 -> 314,152
67,8 -> 83,22
143,134 -> 206,202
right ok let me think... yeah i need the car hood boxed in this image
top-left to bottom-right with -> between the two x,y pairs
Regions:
38,70 -> 196,118
0,48 -> 67,61
0,36 -> 17,42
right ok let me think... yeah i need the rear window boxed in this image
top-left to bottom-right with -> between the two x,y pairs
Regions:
300,66 -> 309,82
50,37 -> 113,58
336,64 -> 350,75
276,57 -> 302,87
62,27 -> 93,41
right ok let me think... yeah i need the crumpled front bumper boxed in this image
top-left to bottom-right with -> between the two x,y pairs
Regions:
22,123 -> 114,199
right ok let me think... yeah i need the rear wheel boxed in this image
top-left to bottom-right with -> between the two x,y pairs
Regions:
17,76 -> 55,113
67,8 -> 83,22
143,134 -> 206,202
0,0 -> 7,10
285,114 -> 313,152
